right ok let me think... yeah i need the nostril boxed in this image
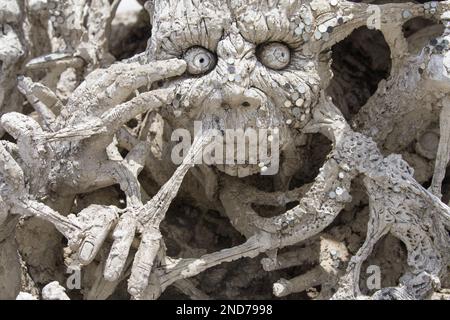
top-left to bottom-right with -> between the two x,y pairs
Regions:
221,103 -> 231,110
241,101 -> 251,107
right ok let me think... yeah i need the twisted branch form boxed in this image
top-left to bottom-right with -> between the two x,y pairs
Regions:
0,0 -> 449,300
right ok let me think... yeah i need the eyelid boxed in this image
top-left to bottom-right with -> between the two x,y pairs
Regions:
240,47 -> 255,61
257,41 -> 291,52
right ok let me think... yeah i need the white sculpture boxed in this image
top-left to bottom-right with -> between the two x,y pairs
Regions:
0,0 -> 449,300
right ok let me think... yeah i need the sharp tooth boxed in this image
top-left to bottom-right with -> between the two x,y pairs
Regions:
224,164 -> 237,176
238,166 -> 251,177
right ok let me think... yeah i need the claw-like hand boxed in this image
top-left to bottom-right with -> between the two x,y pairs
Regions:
7,58 -> 187,147
103,133 -> 210,299
69,131 -> 210,299
30,58 -> 187,143
0,56 -> 189,295
107,214 -> 162,298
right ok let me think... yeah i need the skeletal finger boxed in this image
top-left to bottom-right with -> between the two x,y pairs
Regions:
102,88 -> 176,133
63,58 -> 182,108
17,76 -> 56,129
28,79 -> 63,113
273,266 -> 327,297
19,200 -> 82,242
104,213 -> 137,281
0,142 -> 24,190
1,112 -> 42,139
36,117 -> 107,142
78,205 -> 118,265
102,58 -> 186,106
127,229 -> 161,298
430,97 -> 450,197
25,52 -> 84,71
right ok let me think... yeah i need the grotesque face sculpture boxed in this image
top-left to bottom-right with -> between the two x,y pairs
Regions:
1,0 -> 449,301
147,0 -> 325,176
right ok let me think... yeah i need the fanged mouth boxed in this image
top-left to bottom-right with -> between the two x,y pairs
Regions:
178,88 -> 291,177
200,126 -> 282,177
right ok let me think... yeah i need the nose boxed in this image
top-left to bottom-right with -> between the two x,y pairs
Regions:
221,86 -> 262,109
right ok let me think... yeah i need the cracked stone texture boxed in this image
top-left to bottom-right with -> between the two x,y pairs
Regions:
0,0 -> 449,300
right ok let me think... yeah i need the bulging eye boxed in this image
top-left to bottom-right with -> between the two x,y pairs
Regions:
257,42 -> 291,70
183,46 -> 216,75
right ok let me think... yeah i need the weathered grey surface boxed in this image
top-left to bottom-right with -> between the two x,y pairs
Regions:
0,0 -> 449,300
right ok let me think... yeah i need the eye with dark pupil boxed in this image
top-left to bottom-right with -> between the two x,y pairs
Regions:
184,46 -> 216,75
257,42 -> 291,70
